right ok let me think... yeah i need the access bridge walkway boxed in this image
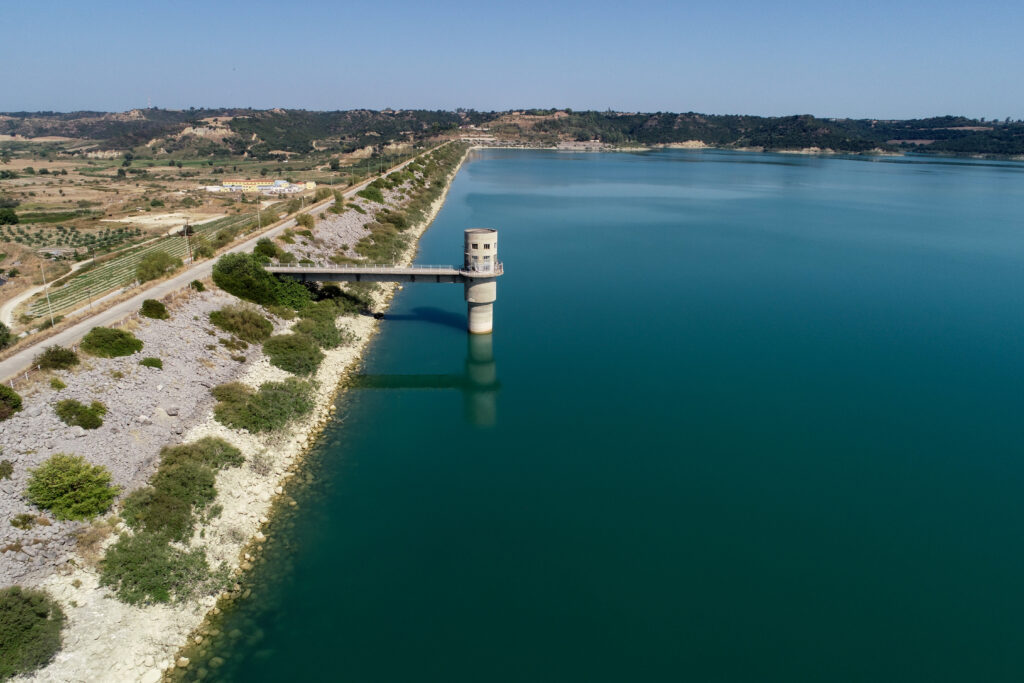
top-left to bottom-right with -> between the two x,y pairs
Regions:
265,262 -> 503,284
266,228 -> 503,334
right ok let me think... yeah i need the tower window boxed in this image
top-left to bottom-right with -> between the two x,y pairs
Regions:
472,244 -> 478,249
484,244 -> 491,249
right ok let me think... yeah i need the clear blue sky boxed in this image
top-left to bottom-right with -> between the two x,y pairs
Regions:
4,0 -> 1022,119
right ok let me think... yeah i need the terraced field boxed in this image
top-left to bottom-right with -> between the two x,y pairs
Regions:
26,213 -> 260,318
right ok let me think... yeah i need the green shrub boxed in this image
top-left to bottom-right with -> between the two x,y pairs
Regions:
121,438 -> 241,542
212,252 -> 311,309
266,305 -> 295,320
189,279 -> 205,292
295,213 -> 314,229
272,277 -> 312,310
0,586 -> 65,679
329,251 -> 359,265
292,301 -> 355,348
139,299 -> 169,319
34,345 -> 78,370
0,321 -> 11,350
0,385 -> 23,421
49,377 -> 66,390
219,336 -> 247,352
356,187 -> 384,204
262,333 -> 323,375
163,437 -> 244,470
122,487 -> 193,541
300,298 -> 342,321
99,532 -> 210,605
26,454 -> 118,520
193,244 -> 214,260
342,282 -> 377,308
135,250 -> 181,283
210,225 -> 239,249
37,315 -> 64,331
80,327 -> 143,357
54,399 -> 107,429
293,318 -> 343,349
209,304 -> 273,342
212,378 -> 314,432
259,207 -> 280,224
213,252 -> 276,303
152,459 -> 216,509
356,222 -> 407,262
139,357 -> 163,369
10,513 -> 38,530
0,460 -> 12,479
253,238 -> 280,262
377,208 -> 409,230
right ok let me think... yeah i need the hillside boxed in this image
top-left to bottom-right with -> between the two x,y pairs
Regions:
0,109 -> 490,157
2,108 -> 1023,159
489,110 -> 1024,155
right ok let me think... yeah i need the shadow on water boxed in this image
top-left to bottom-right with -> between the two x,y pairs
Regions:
382,306 -> 467,331
351,333 -> 499,427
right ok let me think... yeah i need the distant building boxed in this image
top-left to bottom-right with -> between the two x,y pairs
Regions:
207,179 -> 315,195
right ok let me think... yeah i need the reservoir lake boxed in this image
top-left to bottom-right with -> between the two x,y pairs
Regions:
190,149 -> 1024,681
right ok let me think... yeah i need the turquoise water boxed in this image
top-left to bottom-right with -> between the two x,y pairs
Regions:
195,149 -> 1024,681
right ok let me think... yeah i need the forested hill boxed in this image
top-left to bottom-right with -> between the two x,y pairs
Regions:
1,108 -> 1022,157
0,109 -> 489,156
503,111 -> 1024,155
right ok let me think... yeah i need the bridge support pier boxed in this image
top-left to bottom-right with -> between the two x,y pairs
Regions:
467,302 -> 494,335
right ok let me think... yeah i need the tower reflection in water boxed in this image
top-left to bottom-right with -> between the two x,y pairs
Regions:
350,334 -> 498,427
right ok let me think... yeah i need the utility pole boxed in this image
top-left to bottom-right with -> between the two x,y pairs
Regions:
40,263 -> 54,327
183,220 -> 192,264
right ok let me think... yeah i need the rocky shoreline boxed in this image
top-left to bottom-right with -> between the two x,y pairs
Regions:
7,146 -> 468,682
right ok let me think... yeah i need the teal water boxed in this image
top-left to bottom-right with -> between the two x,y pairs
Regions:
195,150 -> 1024,681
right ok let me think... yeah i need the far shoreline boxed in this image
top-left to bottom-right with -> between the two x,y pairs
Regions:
468,142 -> 1024,164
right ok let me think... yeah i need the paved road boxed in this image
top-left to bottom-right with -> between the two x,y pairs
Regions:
0,259 -> 95,328
0,149 -> 430,382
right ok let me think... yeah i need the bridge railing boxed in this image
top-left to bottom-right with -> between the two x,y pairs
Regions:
466,261 -> 504,275
267,262 -> 458,271
266,260 -> 503,274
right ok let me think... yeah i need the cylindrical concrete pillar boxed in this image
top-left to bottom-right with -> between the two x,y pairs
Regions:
467,302 -> 493,334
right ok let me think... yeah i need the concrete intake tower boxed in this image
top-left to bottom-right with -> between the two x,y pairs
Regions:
463,228 -> 499,334
266,228 -> 503,334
